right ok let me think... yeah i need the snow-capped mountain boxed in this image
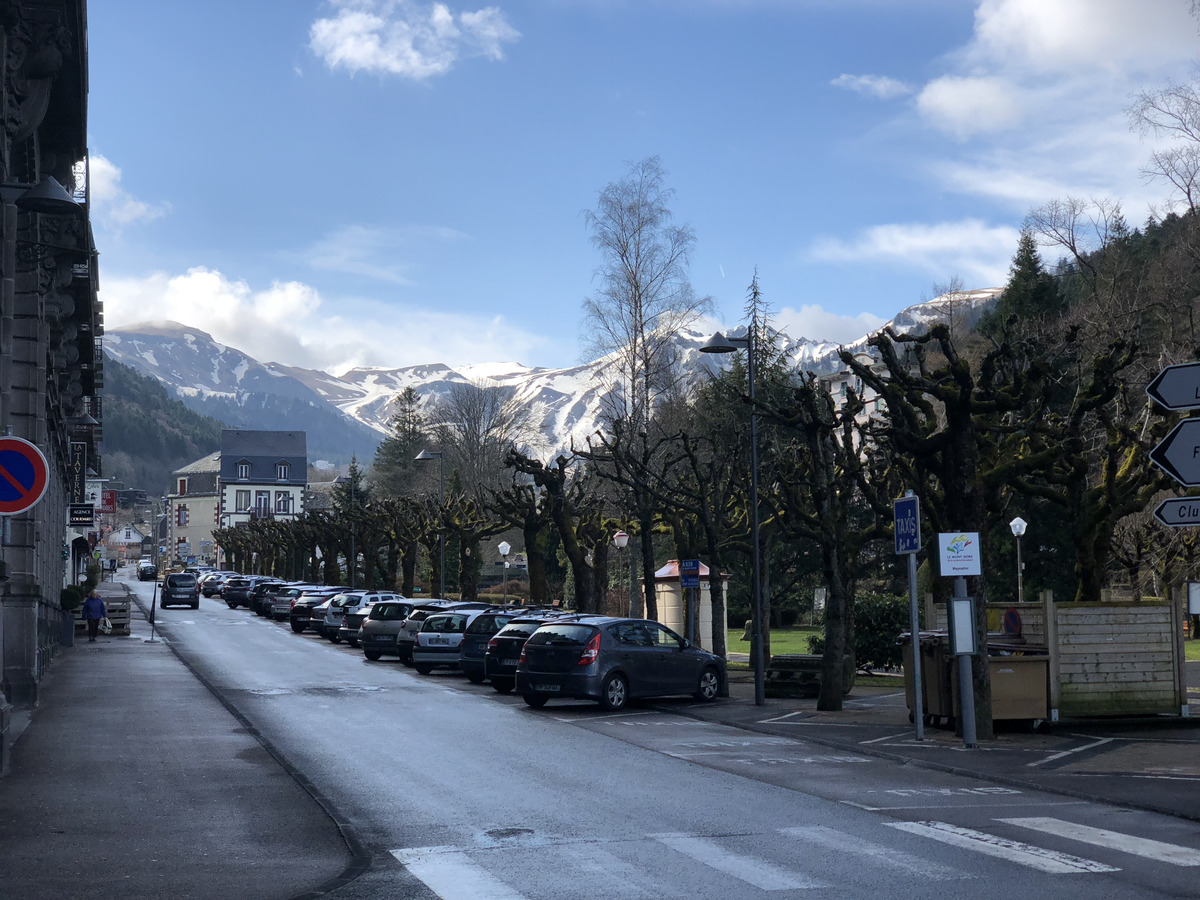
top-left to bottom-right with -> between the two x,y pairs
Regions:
103,289 -> 1001,463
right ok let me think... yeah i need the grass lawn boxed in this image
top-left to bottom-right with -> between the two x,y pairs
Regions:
1187,637 -> 1200,662
731,626 -> 822,656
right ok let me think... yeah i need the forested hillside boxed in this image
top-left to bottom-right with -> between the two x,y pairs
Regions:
100,355 -> 224,495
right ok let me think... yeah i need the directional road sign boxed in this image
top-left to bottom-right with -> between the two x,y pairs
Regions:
1154,497 -> 1200,527
1150,419 -> 1200,487
894,495 -> 921,554
1147,362 -> 1200,411
0,436 -> 50,515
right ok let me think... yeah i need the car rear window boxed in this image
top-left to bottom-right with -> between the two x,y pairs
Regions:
371,603 -> 412,620
467,614 -> 512,634
526,624 -> 597,646
166,574 -> 197,588
493,621 -> 545,640
422,614 -> 468,633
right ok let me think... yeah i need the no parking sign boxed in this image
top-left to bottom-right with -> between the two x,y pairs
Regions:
0,436 -> 50,515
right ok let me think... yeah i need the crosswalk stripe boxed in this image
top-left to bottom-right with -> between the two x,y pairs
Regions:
886,821 -> 1120,874
651,832 -> 827,890
390,847 -> 528,900
779,825 -> 967,881
997,817 -> 1200,866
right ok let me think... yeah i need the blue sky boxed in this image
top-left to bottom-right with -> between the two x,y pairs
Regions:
89,1 -> 1199,374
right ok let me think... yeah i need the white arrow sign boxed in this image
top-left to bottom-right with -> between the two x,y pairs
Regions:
1150,419 -> 1200,487
1154,497 -> 1200,527
1147,362 -> 1200,411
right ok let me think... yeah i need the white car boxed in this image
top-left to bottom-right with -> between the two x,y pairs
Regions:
411,608 -> 496,675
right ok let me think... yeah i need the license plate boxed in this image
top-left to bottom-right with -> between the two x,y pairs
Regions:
428,636 -> 449,645
534,684 -> 561,692
501,659 -> 518,666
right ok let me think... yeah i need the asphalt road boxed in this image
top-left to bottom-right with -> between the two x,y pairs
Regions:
137,580 -> 1200,900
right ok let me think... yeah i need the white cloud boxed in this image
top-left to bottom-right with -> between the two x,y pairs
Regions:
774,304 -> 886,345
830,73 -> 912,100
917,75 -> 1024,139
808,219 -> 1020,287
87,154 -> 168,229
99,266 -> 547,373
310,0 -> 520,79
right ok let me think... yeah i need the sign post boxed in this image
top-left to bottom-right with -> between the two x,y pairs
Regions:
893,492 -> 923,740
939,532 -> 981,749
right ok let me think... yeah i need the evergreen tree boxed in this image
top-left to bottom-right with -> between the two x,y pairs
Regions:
371,388 -> 426,497
979,230 -> 1061,340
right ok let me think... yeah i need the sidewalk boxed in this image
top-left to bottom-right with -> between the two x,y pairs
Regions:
0,582 -> 352,900
682,666 -> 1200,823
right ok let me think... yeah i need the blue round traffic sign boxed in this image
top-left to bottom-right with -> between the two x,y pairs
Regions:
0,436 -> 50,515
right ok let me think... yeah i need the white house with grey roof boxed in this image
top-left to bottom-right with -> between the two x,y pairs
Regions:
217,430 -> 308,529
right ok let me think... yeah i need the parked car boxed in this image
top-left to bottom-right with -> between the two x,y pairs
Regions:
249,580 -> 290,616
411,609 -> 493,675
338,597 -> 403,646
284,587 -> 340,630
136,561 -> 158,581
459,609 -> 524,683
396,601 -> 489,666
485,614 -> 566,693
223,575 -> 274,609
323,591 -> 400,642
200,571 -> 238,597
360,600 -> 419,661
160,572 -> 200,609
516,616 -> 725,711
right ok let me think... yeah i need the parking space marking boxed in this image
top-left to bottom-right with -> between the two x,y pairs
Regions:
998,817 -> 1200,866
1025,737 -> 1113,768
650,832 -> 827,890
886,821 -> 1119,873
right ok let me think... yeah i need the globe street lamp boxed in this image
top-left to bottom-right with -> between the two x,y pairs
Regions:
700,325 -> 765,706
415,449 -> 445,598
1009,516 -> 1027,604
498,540 -> 511,603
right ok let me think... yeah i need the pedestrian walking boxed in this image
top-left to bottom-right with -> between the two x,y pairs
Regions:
81,588 -> 106,642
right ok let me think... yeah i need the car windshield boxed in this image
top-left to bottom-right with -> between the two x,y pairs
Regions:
527,624 -> 596,646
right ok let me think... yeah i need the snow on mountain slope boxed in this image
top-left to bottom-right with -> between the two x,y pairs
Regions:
105,289 -> 1001,460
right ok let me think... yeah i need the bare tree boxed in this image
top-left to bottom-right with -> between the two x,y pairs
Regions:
432,379 -> 539,499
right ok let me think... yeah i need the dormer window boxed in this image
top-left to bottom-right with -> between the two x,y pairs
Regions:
276,461 -> 289,481
237,460 -> 251,480
178,478 -> 187,495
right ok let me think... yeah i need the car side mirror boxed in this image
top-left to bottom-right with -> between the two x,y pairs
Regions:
679,639 -> 690,649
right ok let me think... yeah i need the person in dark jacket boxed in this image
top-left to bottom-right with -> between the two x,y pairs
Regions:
81,589 -> 106,642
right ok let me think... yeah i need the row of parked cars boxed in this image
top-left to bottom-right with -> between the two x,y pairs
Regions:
193,573 -> 728,712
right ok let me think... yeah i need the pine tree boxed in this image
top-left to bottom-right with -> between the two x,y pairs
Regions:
371,388 -> 426,498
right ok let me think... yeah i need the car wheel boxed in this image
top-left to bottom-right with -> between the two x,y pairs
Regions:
191,601 -> 200,610
523,692 -> 548,708
328,633 -> 341,643
414,663 -> 433,675
492,678 -> 514,694
695,667 -> 720,702
466,671 -> 485,684
348,638 -> 358,648
226,601 -> 238,609
290,621 -> 306,633
600,673 -> 628,711
364,649 -> 382,661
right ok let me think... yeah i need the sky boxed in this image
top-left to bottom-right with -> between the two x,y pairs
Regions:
88,0 -> 1200,375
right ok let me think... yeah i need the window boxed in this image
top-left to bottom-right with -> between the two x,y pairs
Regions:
178,478 -> 187,495
176,506 -> 189,527
277,461 -> 289,481
235,490 -> 250,512
275,491 -> 292,514
237,460 -> 250,480
255,491 -> 270,515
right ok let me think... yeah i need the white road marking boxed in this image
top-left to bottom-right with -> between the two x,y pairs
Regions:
1025,737 -> 1113,768
860,731 -> 914,744
998,817 -> 1200,866
886,821 -> 1119,873
779,825 -> 967,880
390,847 -> 528,900
650,832 -> 826,890
758,710 -> 810,724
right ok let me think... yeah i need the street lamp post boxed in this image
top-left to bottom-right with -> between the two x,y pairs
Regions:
1009,516 -> 1027,604
613,530 -> 629,617
498,540 -> 511,603
700,324 -> 766,706
415,450 -> 445,598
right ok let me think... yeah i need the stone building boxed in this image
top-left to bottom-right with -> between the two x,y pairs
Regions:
0,1 -> 100,771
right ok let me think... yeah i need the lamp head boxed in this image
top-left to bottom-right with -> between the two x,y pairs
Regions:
613,530 -> 629,549
1009,516 -> 1027,537
16,176 -> 81,215
699,331 -> 739,354
414,449 -> 442,462
498,541 -> 511,557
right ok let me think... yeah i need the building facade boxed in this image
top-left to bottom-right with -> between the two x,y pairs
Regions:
1,1 -> 99,772
165,452 -> 220,565
216,430 -> 308,530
